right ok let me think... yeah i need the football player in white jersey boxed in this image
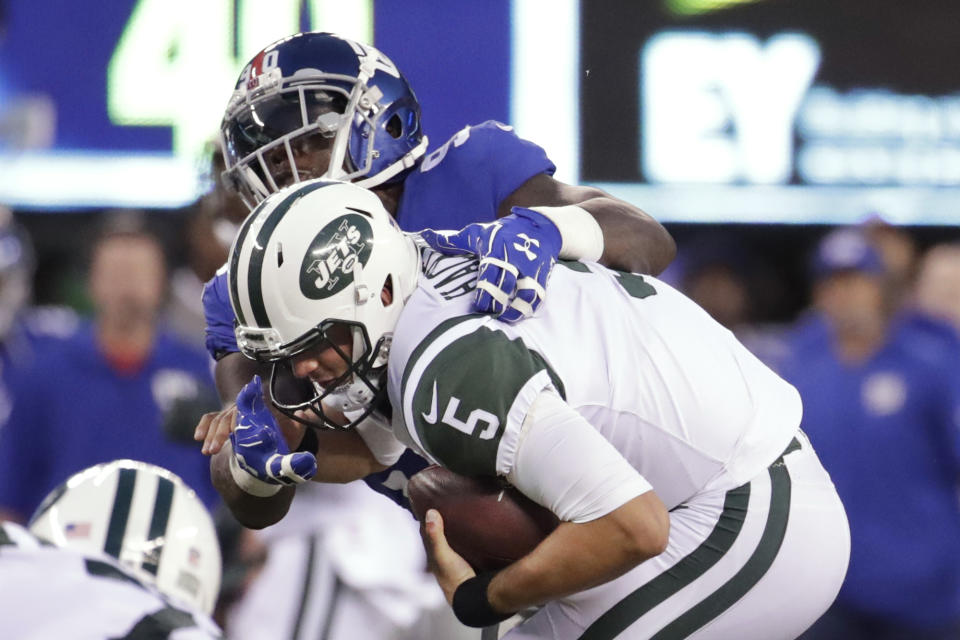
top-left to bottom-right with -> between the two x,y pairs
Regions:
224,180 -> 850,640
0,460 -> 222,639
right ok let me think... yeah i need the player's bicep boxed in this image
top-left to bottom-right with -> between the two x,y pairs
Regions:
507,391 -> 652,523
498,173 -> 607,218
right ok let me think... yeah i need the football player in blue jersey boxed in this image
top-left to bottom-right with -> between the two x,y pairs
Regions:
784,230 -> 960,640
193,32 -> 675,529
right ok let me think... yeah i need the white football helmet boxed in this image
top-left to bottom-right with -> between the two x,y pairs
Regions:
28,460 -> 222,616
228,179 -> 420,427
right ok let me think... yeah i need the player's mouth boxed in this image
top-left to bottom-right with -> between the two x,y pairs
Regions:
273,167 -> 320,190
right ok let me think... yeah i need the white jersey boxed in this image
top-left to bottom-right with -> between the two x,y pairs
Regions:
387,253 -> 802,510
0,522 -> 221,640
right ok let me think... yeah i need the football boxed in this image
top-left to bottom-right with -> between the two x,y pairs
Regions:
407,465 -> 559,572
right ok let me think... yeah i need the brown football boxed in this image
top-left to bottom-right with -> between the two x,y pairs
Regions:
408,465 -> 559,572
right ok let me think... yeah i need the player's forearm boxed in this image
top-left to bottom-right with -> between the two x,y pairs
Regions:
210,442 -> 295,529
580,196 -> 676,276
500,174 -> 675,275
308,429 -> 389,483
487,492 -> 669,613
214,352 -> 267,405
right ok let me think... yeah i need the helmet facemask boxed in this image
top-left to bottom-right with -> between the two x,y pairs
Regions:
221,83 -> 352,208
263,318 -> 390,430
220,57 -> 427,209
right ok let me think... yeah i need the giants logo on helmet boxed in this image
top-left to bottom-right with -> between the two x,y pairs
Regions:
300,214 -> 373,300
239,50 -> 280,92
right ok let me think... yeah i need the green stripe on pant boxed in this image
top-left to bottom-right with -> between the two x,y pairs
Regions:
580,446 -> 795,640
578,483 -> 751,640
651,463 -> 792,639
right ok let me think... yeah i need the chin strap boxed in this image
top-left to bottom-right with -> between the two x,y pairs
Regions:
354,136 -> 429,189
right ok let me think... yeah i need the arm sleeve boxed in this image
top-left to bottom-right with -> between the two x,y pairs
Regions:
202,267 -> 239,360
506,390 -> 652,523
351,410 -> 406,467
470,121 -> 556,206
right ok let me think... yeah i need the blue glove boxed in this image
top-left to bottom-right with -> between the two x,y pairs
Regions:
420,207 -> 562,323
229,376 -> 317,494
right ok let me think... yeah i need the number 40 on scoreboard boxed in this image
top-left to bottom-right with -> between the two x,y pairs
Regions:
106,0 -> 372,164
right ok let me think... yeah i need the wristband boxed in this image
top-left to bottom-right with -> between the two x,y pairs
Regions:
295,427 -> 319,454
528,205 -> 604,262
228,447 -> 282,497
452,571 -> 514,628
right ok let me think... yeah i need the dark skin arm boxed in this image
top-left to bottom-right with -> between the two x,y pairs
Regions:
499,173 -> 676,276
196,352 -> 387,529
199,354 -> 294,529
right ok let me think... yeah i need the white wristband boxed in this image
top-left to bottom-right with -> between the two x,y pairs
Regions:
529,205 -> 604,262
228,447 -> 282,497
353,410 -> 406,467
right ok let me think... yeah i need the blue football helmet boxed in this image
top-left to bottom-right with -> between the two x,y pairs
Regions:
220,32 -> 428,207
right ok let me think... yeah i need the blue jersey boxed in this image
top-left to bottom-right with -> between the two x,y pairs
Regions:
202,120 -> 554,360
779,312 -> 960,627
0,321 -> 220,518
200,121 -> 554,508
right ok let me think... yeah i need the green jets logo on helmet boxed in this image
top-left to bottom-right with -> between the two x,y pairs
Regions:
299,214 -> 374,300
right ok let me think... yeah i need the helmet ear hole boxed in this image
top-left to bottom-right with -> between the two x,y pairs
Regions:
381,274 -> 394,306
385,114 -> 403,139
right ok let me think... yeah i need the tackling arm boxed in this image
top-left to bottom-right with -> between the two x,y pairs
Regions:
500,173 -> 676,276
199,353 -> 387,529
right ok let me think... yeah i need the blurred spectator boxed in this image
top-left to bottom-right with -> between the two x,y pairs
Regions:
0,215 -> 219,522
783,228 -> 960,639
0,207 -> 76,425
672,232 -> 791,366
913,243 -> 960,333
864,216 -> 919,304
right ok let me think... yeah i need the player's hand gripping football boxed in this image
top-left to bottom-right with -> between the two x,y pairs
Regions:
422,509 -> 477,604
420,207 -> 562,323
227,375 -> 317,494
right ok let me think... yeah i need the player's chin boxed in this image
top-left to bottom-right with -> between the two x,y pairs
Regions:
291,405 -> 347,428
